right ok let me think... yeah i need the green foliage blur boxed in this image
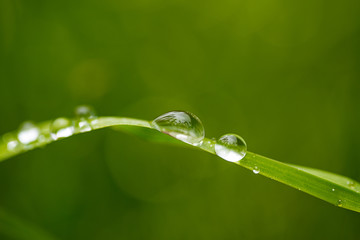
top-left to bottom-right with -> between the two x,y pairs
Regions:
1,0 -> 360,239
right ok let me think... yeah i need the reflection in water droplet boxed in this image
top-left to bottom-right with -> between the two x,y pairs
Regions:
74,105 -> 97,133
253,166 -> 260,174
50,118 -> 75,140
337,199 -> 343,207
17,122 -> 40,145
152,111 -> 205,146
215,134 -> 247,162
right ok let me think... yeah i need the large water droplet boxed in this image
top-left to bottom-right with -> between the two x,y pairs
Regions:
152,111 -> 205,146
215,134 -> 247,162
74,105 -> 97,133
17,122 -> 40,145
50,118 -> 75,140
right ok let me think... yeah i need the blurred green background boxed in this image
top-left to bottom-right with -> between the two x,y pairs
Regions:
1,0 -> 360,239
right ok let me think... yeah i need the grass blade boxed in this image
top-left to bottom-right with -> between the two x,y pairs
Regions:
0,116 -> 359,213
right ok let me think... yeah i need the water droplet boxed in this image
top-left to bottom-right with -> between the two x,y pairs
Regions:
76,120 -> 92,132
50,118 -> 75,140
17,122 -> 40,145
337,199 -> 343,207
37,134 -> 48,145
152,111 -> 205,146
74,105 -> 97,133
199,138 -> 215,150
75,105 -> 96,119
2,133 -> 21,152
253,166 -> 260,174
332,188 -> 335,192
347,181 -> 355,189
214,134 -> 247,162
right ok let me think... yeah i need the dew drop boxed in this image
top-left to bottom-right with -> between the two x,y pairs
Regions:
214,134 -> 247,162
74,105 -> 97,133
332,188 -> 335,192
337,199 -> 343,207
199,138 -> 215,151
77,120 -> 92,133
75,105 -> 96,119
50,118 -> 75,140
253,166 -> 260,174
152,111 -> 205,146
2,133 -> 21,152
37,134 -> 48,145
17,122 -> 40,145
347,181 -> 355,189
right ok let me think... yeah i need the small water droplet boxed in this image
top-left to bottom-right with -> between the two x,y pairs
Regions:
215,134 -> 247,162
37,134 -> 48,145
152,111 -> 205,146
337,199 -> 343,207
74,105 -> 97,133
199,139 -> 214,150
2,133 -> 21,152
17,122 -> 40,145
50,118 -> 75,140
253,166 -> 260,174
75,105 -> 96,119
77,120 -> 92,132
332,188 -> 335,192
347,181 -> 355,189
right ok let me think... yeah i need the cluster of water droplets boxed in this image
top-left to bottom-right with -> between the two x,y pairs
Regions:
152,111 -> 247,163
1,121 -> 46,152
2,105 -> 97,152
49,105 -> 97,141
331,180 -> 359,207
3,109 -> 247,163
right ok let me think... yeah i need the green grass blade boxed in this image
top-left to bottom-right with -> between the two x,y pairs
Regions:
0,116 -> 359,213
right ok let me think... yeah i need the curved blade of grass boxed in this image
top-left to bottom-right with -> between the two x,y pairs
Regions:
0,116 -> 359,213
